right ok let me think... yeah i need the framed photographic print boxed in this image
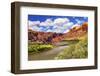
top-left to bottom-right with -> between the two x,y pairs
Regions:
11,2 -> 98,74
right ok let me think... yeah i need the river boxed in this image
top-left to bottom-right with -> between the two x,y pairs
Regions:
28,45 -> 68,60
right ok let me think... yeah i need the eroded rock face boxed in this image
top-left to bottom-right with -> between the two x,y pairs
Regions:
28,29 -> 64,44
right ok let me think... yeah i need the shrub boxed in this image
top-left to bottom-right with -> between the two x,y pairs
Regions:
55,35 -> 88,59
55,45 -> 75,59
72,43 -> 87,58
28,44 -> 54,53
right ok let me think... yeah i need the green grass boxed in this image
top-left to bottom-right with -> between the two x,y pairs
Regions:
28,43 -> 54,53
55,35 -> 88,59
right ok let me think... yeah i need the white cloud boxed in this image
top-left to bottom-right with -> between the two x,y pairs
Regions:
63,29 -> 70,33
45,19 -> 53,23
53,28 -> 62,33
54,18 -> 69,26
46,29 -> 52,32
75,19 -> 83,24
63,22 -> 74,28
40,22 -> 46,26
71,23 -> 80,29
31,26 -> 40,31
53,25 -> 58,29
40,19 -> 53,26
28,20 -> 40,27
28,18 -> 75,33
66,22 -> 74,26
60,22 -> 74,33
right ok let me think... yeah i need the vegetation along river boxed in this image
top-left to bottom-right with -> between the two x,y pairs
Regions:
28,45 -> 68,60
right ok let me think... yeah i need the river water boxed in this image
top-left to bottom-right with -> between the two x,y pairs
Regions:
28,46 -> 68,60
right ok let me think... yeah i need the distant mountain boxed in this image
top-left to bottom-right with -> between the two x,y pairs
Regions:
28,29 -> 64,44
28,22 -> 88,44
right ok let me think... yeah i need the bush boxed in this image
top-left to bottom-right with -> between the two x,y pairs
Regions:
72,36 -> 88,58
55,45 -> 75,59
28,44 -> 54,53
72,43 -> 87,58
55,35 -> 88,59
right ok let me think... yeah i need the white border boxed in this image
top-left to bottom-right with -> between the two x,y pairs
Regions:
20,6 -> 95,70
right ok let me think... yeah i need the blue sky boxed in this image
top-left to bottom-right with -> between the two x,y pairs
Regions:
28,15 -> 88,33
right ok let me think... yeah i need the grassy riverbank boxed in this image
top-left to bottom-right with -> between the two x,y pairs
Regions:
28,42 -> 54,54
55,35 -> 88,59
